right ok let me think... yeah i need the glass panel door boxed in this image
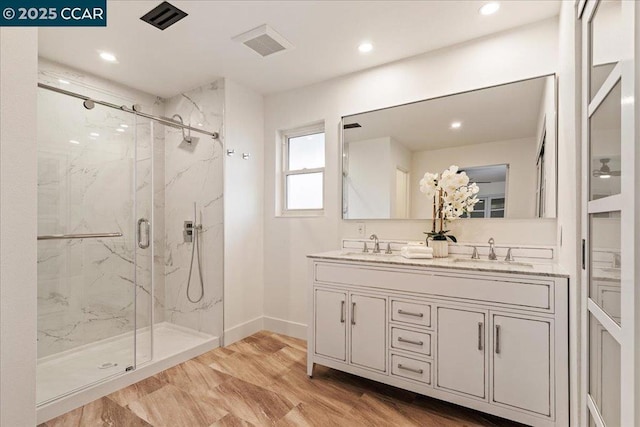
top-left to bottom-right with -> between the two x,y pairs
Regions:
581,0 -> 635,425
36,87 -> 138,405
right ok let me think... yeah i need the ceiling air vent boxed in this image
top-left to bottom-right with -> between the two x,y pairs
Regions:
140,1 -> 188,31
343,123 -> 362,129
232,24 -> 294,57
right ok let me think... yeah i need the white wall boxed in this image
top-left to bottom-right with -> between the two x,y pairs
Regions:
410,137 -> 537,219
389,138 -> 411,218
345,137 -> 411,219
0,28 -> 38,427
223,79 -> 265,344
263,18 -> 560,335
345,137 -> 391,218
556,2 -> 581,426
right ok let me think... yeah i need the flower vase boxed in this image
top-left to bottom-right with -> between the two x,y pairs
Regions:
430,240 -> 449,258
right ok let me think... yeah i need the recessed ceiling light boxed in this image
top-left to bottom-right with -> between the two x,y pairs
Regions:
90,132 -> 99,137
450,121 -> 462,129
479,2 -> 500,15
599,174 -> 611,179
120,124 -> 129,128
116,128 -> 125,132
197,123 -> 203,127
99,52 -> 117,62
358,42 -> 373,53
69,139 -> 80,144
58,79 -> 70,85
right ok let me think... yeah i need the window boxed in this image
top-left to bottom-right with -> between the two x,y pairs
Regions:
465,196 -> 505,218
281,124 -> 325,214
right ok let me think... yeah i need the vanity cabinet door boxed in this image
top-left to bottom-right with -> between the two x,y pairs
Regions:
492,314 -> 551,417
350,294 -> 386,372
314,289 -> 347,361
436,307 -> 487,399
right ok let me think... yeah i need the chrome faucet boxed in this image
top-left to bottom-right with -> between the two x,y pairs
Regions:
370,234 -> 380,254
488,238 -> 497,260
505,248 -> 515,262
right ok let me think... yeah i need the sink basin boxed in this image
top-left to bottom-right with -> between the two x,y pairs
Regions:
452,258 -> 534,268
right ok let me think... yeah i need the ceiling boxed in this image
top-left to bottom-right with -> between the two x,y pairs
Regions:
38,1 -> 560,97
343,76 -> 549,151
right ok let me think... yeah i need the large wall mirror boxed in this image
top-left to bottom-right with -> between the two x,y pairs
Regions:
341,75 -> 557,220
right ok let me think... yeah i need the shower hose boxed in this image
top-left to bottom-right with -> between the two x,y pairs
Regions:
187,203 -> 205,303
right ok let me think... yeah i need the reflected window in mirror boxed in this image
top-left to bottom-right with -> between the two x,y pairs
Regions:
341,74 -> 557,220
461,165 -> 507,219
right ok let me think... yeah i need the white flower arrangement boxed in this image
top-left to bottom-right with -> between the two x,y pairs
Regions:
419,165 -> 480,242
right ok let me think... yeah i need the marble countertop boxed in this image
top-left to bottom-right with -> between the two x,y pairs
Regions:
308,250 -> 570,278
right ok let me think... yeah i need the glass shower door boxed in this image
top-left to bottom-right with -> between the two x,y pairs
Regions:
36,86 -> 143,404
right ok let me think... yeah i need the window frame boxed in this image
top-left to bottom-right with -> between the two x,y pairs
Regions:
280,123 -> 326,216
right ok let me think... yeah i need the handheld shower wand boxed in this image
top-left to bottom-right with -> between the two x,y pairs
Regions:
186,202 -> 204,303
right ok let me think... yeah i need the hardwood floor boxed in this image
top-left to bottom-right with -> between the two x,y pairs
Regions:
40,331 -> 523,426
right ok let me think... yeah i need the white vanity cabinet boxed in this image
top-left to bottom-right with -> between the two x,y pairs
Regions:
436,307 -> 488,399
313,288 -> 387,372
307,256 -> 569,427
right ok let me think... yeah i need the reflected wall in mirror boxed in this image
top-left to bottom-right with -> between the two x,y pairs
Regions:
342,75 -> 557,220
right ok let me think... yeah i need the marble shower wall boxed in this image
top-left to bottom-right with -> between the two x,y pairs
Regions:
36,60 -> 224,360
163,80 -> 225,336
37,59 -> 165,358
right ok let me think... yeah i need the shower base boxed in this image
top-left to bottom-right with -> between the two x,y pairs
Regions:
36,322 -> 219,424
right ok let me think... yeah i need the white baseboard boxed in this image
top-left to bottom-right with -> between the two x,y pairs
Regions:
263,316 -> 307,340
223,316 -> 264,345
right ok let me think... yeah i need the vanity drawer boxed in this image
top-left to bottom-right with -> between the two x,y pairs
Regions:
391,300 -> 431,327
391,327 -> 431,356
391,353 -> 431,385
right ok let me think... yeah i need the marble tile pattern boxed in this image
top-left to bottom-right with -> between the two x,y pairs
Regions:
37,59 -> 165,358
41,332 -> 523,427
163,80 -> 224,336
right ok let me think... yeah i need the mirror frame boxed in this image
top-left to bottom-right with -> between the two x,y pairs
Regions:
340,73 -> 558,221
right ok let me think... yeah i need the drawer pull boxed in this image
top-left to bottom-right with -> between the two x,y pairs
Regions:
397,309 -> 424,318
478,322 -> 484,351
397,364 -> 423,374
495,324 -> 501,354
397,337 -> 423,346
340,301 -> 345,323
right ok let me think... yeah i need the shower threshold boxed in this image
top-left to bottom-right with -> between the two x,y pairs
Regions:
36,322 -> 219,424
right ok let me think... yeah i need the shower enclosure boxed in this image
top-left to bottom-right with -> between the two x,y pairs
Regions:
36,74 -> 223,413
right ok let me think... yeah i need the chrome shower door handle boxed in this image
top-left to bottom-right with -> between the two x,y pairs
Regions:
137,218 -> 150,249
